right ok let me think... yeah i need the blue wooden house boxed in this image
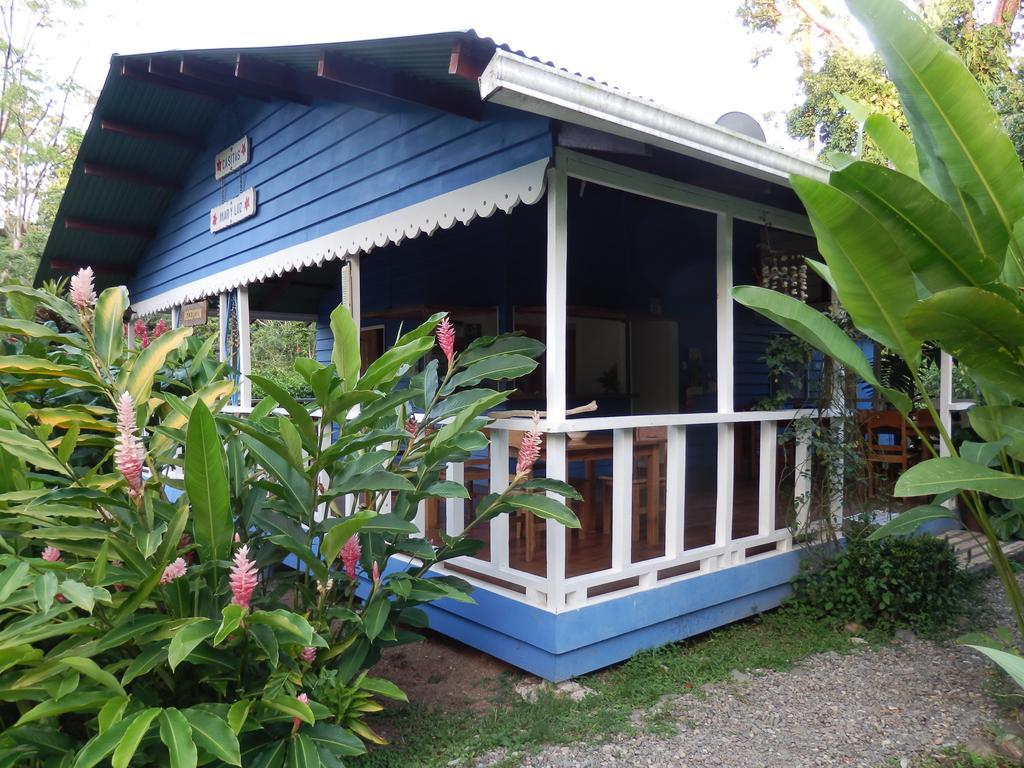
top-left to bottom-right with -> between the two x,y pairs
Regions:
39,32 -> 871,681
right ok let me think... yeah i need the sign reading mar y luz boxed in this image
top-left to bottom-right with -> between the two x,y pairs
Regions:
210,188 -> 257,233
215,136 -> 250,180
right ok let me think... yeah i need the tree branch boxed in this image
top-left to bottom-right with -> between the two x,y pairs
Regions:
791,0 -> 859,50
992,0 -> 1022,26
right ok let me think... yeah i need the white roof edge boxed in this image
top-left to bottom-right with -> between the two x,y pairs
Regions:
130,158 -> 548,316
479,50 -> 830,187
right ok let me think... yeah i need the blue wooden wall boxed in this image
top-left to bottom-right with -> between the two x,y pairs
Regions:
129,95 -> 552,305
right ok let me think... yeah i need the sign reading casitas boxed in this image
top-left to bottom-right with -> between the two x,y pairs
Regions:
214,136 -> 251,180
181,301 -> 208,327
210,188 -> 257,233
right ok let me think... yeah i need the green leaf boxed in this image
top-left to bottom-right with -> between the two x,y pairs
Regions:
961,439 -> 1011,468
93,287 -> 128,368
247,742 -> 286,768
829,161 -> 997,292
423,480 -> 470,499
127,327 -> 192,404
319,511 -> 375,564
444,354 -> 538,393
111,708 -> 161,768
970,406 -> 1024,463
121,643 -> 167,685
904,287 -> 1024,402
309,723 -> 366,757
0,427 -> 73,476
731,285 -> 912,414
97,695 -> 128,733
866,505 -> 959,540
287,733 -> 321,768
507,492 -> 580,528
249,623 -> 279,667
359,337 -> 435,392
518,478 -> 584,501
0,561 -> 28,603
59,579 -> 95,613
863,113 -> 920,180
167,619 -> 219,671
248,373 -> 317,451
72,709 -> 138,768
62,656 -> 125,696
359,676 -> 408,702
362,596 -> 391,641
184,709 -> 241,766
791,176 -> 921,366
249,610 -> 314,644
329,471 -> 414,494
184,400 -> 233,567
965,645 -> 1024,689
15,690 -> 109,726
227,699 -> 253,734
263,695 -> 315,725
894,457 -> 1024,500
159,708 -> 198,768
214,603 -> 246,646
848,0 -> 1024,265
331,304 -> 361,391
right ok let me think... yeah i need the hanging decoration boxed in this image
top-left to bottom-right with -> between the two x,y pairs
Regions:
757,229 -> 809,301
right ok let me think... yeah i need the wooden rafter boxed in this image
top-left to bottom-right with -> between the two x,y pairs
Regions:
232,54 -> 316,105
99,119 -> 206,151
82,162 -> 182,190
119,59 -> 231,103
448,39 -> 494,81
64,217 -> 156,240
50,259 -> 132,275
318,49 -> 481,120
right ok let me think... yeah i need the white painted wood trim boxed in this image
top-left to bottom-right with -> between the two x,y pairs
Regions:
488,429 -> 511,569
611,428 -> 634,571
939,352 -> 953,458
130,159 -> 549,316
170,305 -> 182,330
758,421 -> 777,537
794,434 -> 811,531
237,286 -> 252,410
487,408 -> 820,433
545,157 -> 569,422
715,423 -> 734,556
664,425 -> 686,558
349,253 -> 362,334
561,150 -> 813,236
218,292 -> 229,364
545,432 -> 567,612
716,213 -> 735,414
445,461 -> 465,539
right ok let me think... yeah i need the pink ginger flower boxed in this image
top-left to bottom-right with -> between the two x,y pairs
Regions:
151,318 -> 169,339
436,316 -> 455,368
69,267 -> 96,311
178,533 -> 194,564
300,646 -> 316,664
515,413 -> 543,478
405,416 -> 418,436
372,561 -> 380,585
41,546 -> 61,562
115,392 -> 145,498
229,544 -> 259,609
340,536 -> 360,580
234,532 -> 241,543
292,692 -> 309,731
160,557 -> 187,584
133,319 -> 151,349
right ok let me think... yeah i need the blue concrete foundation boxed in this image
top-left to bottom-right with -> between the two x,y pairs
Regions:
414,550 -> 806,681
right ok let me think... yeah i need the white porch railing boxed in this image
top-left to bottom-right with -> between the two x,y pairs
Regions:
432,409 -> 818,612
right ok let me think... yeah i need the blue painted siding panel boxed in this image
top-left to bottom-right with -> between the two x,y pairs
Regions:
130,96 -> 552,302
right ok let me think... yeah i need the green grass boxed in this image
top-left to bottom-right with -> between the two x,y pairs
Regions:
349,605 -> 878,768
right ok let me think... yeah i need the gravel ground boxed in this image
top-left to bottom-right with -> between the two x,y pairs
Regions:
476,578 -> 1019,768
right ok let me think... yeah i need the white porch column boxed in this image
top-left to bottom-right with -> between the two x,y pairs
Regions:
171,305 -> 182,330
939,352 -> 953,457
715,213 -> 735,563
544,157 -> 569,611
343,253 -> 362,333
126,314 -> 136,350
237,287 -> 252,410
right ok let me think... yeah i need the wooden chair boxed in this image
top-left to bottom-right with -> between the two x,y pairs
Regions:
861,410 -> 912,498
599,426 -> 667,544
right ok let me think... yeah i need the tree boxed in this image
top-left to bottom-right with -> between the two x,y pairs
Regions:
0,0 -> 88,283
737,0 -> 1024,160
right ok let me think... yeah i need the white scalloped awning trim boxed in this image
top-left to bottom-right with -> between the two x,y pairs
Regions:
131,158 -> 549,316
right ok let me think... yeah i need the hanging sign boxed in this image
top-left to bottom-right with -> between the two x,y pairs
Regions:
214,136 -> 251,180
210,188 -> 257,233
181,301 -> 208,327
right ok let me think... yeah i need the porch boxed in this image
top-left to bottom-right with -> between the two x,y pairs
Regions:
191,149 -> 836,679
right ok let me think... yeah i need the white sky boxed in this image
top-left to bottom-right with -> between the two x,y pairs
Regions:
41,0 -> 811,153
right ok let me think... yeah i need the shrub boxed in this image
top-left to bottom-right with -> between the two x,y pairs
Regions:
0,274 -> 579,766
790,533 -> 971,634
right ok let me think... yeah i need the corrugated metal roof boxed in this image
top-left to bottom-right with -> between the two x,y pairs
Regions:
37,30 -> 505,289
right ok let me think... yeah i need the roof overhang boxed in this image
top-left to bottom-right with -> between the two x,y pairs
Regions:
478,50 -> 829,187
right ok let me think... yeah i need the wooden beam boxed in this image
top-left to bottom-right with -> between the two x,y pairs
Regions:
119,58 -> 231,103
148,56 -> 238,101
448,39 -> 494,81
100,119 -> 205,151
83,162 -> 182,191
178,54 -> 276,103
233,54 -> 315,105
64,217 -> 155,240
318,49 -> 481,120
